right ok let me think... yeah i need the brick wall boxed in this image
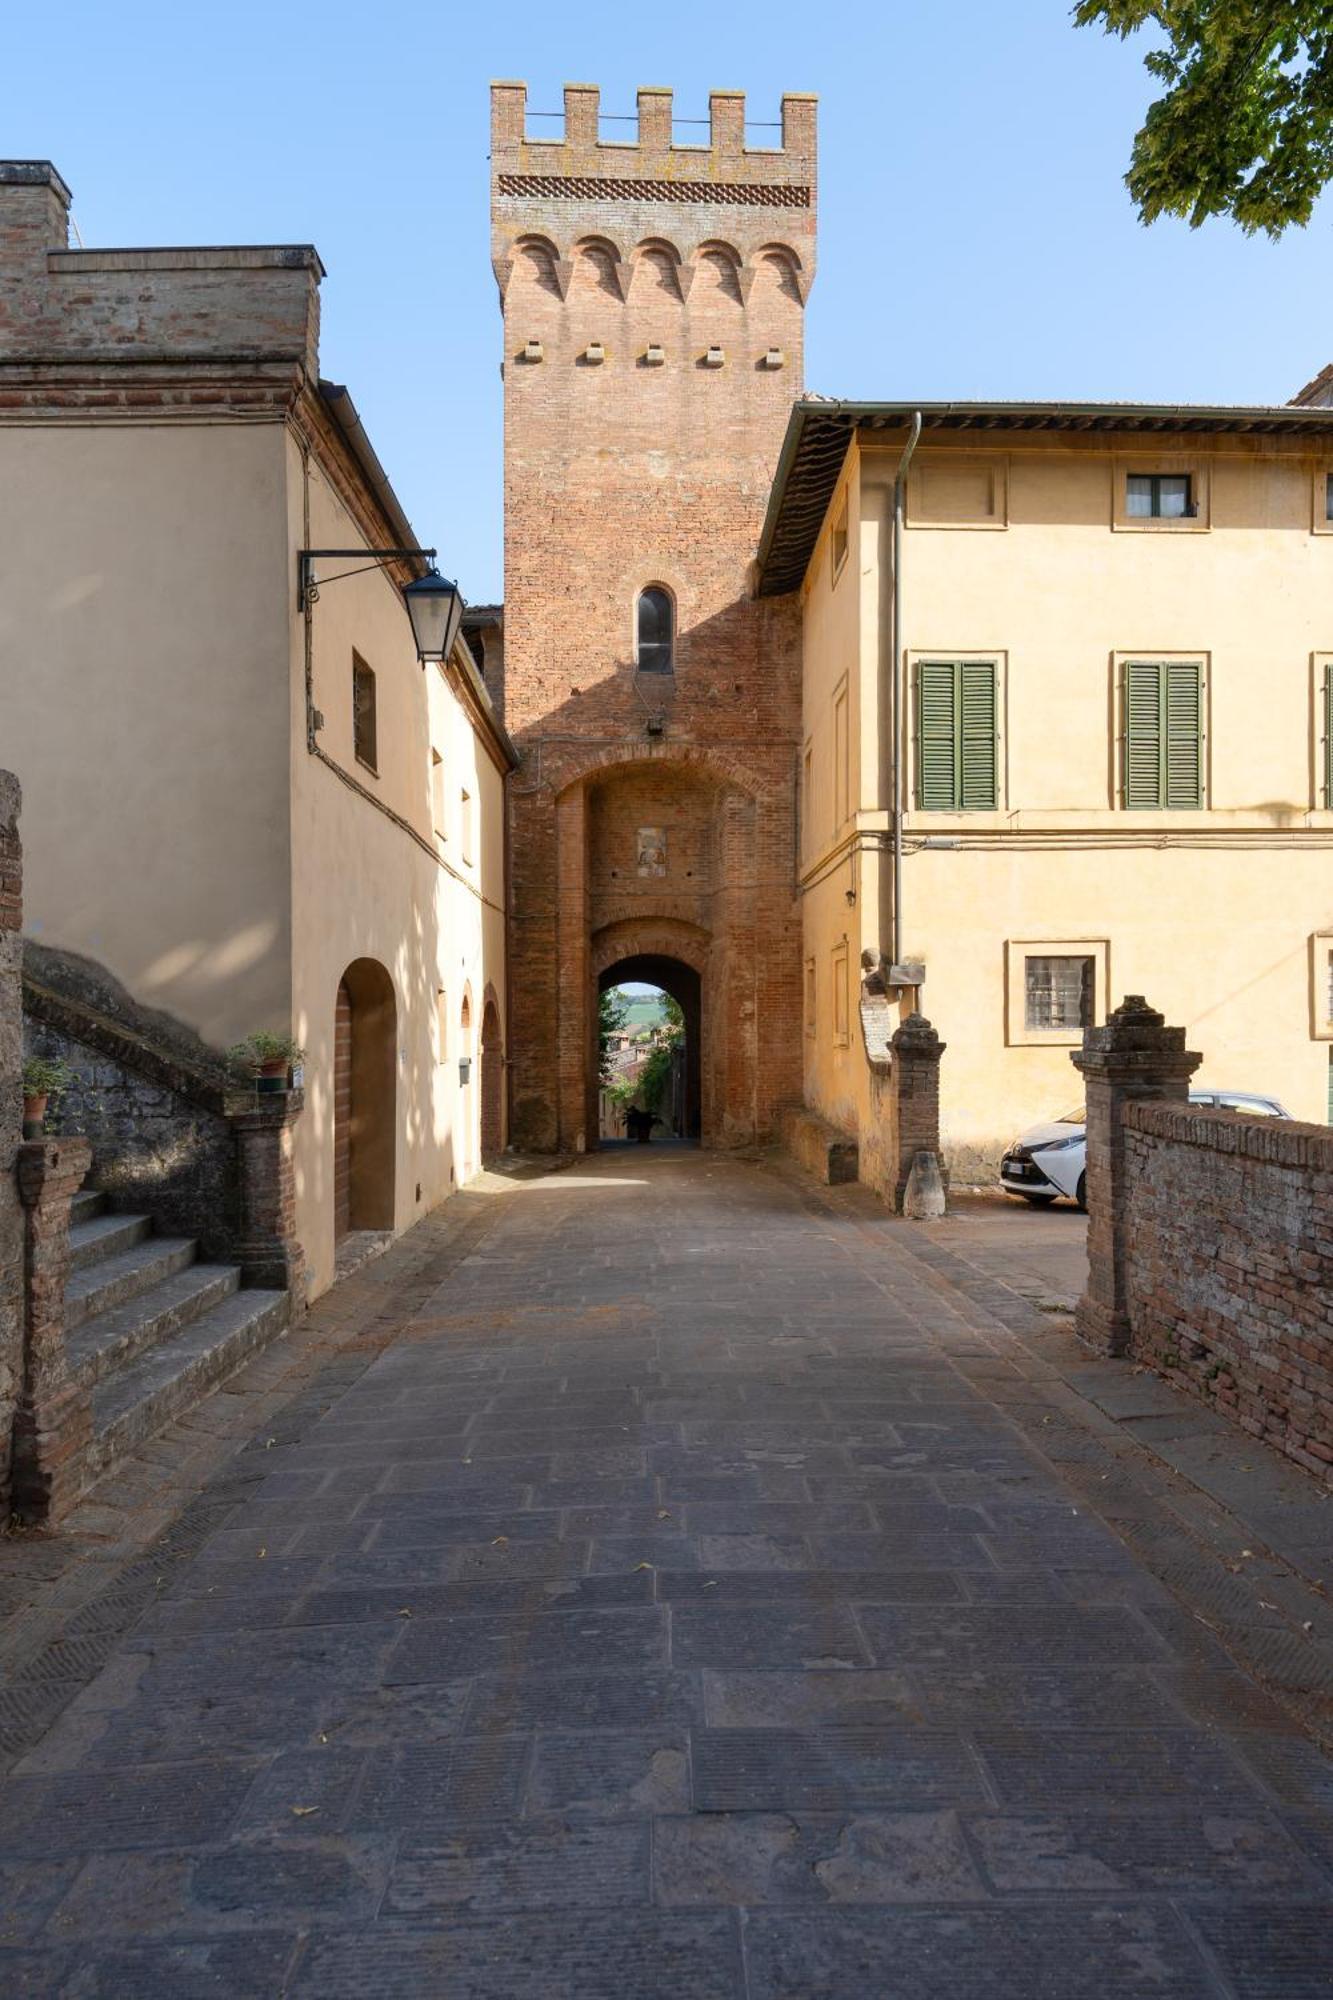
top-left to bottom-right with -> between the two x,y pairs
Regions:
494,83 -> 814,1150
1121,1101 -> 1333,1481
0,770 -> 22,1516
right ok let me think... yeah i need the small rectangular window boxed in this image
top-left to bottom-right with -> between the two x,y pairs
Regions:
460,787 -> 473,865
832,943 -> 849,1045
1025,955 -> 1094,1034
831,493 -> 848,578
804,956 -> 817,1036
1325,473 -> 1333,523
1126,472 -> 1193,520
1323,661 -> 1333,806
916,659 -> 998,811
1123,659 -> 1203,809
436,989 -> 448,1064
431,750 -> 447,838
352,653 -> 377,772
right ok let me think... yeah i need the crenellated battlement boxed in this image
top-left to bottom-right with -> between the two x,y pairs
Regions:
490,82 -> 817,310
491,83 -> 816,192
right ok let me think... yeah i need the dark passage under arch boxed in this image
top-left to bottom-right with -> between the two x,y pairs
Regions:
598,953 -> 701,1145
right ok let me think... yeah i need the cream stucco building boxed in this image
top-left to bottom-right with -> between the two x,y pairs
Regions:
760,399 -> 1333,1188
0,161 -> 512,1301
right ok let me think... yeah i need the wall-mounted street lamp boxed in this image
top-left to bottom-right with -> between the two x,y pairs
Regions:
298,548 -> 466,669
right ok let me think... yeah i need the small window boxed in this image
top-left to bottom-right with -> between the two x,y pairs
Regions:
1126,472 -> 1193,520
804,956 -> 816,1036
1322,661 -> 1333,806
431,750 -> 447,838
832,942 -> 849,1045
636,587 -> 674,674
831,493 -> 849,578
1025,955 -> 1094,1034
1325,473 -> 1333,523
352,653 -> 377,772
436,989 -> 448,1064
460,787 -> 474,865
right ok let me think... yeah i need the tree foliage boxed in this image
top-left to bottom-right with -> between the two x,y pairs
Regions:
598,986 -> 629,1084
1076,1 -> 1333,235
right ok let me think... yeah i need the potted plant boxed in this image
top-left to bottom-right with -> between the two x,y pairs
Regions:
228,1031 -> 305,1095
22,1054 -> 72,1138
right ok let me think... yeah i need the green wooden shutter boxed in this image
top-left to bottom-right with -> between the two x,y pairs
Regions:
1124,661 -> 1163,807
1164,663 -> 1203,808
918,661 -> 959,810
1324,663 -> 1333,808
958,662 -> 998,809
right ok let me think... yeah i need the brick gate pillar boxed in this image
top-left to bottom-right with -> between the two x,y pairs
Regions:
1070,995 -> 1200,1357
13,1135 -> 93,1522
231,1090 -> 305,1300
890,1013 -> 946,1213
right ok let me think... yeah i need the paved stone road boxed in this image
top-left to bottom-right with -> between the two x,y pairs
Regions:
3,1150 -> 1332,1996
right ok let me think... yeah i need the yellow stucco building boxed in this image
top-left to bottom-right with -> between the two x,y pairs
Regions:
0,162 -> 512,1301
760,399 -> 1333,1188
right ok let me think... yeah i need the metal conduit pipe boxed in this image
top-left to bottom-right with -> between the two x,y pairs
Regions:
889,411 -> 923,970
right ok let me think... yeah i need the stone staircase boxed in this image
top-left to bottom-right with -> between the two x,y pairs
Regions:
66,1187 -> 288,1481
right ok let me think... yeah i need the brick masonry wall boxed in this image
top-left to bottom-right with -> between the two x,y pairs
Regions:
494,84 -> 814,1150
0,770 -> 23,1516
1123,1100 -> 1333,1481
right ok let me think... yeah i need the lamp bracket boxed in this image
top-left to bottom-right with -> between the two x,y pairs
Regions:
298,547 -> 437,612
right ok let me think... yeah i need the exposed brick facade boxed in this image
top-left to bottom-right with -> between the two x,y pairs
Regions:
493,83 -> 815,1150
0,770 -> 23,1518
1076,998 -> 1333,1486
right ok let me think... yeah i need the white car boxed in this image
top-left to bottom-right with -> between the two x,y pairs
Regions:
1000,1090 -> 1292,1209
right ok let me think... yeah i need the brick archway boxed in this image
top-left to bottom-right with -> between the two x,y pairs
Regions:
593,920 -> 708,1145
480,988 -> 504,1161
334,958 -> 396,1237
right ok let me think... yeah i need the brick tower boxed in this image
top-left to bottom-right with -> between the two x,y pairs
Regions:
491,81 -> 816,1151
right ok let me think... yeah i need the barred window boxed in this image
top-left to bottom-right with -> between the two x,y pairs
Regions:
636,587 -> 674,674
352,653 -> 377,772
1025,955 -> 1094,1033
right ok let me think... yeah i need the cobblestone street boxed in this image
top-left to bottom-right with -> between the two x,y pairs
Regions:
2,1149 -> 1332,1997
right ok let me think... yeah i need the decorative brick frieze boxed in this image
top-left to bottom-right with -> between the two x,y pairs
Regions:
231,1090 -> 305,1301
1071,996 -> 1201,1357
498,174 -> 811,208
12,1135 -> 93,1523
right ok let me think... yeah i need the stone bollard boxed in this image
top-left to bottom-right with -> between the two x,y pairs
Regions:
13,1135 -> 93,1522
890,1013 -> 947,1215
903,1149 -> 947,1220
1070,996 -> 1200,1357
231,1089 -> 305,1302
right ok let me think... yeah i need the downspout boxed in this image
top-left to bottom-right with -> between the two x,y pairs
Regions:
889,412 -> 923,969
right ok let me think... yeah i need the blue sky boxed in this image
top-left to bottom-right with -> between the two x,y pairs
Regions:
10,2 -> 1331,602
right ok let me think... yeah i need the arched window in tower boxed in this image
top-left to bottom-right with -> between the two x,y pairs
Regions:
636,587 -> 674,674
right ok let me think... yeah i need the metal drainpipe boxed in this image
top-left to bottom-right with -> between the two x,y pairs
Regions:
889,412 -> 923,969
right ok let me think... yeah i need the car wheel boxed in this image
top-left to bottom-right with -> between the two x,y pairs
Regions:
1075,1173 -> 1087,1212
1021,1192 -> 1056,1207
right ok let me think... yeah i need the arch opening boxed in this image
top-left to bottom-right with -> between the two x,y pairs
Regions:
597,955 -> 701,1147
481,994 -> 503,1161
334,958 -> 396,1237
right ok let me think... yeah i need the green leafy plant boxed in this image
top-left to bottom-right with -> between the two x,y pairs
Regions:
22,1054 -> 73,1099
227,1031 -> 305,1073
1076,1 -> 1333,236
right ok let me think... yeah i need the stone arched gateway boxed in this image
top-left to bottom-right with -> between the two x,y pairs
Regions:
504,746 -> 798,1154
592,919 -> 708,1145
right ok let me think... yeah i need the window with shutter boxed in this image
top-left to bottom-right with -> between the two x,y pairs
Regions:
1324,663 -> 1333,807
916,660 -> 997,811
1123,660 -> 1203,809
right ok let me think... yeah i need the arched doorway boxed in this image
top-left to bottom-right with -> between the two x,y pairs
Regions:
333,958 -> 396,1238
597,953 -> 702,1146
481,991 -> 504,1161
458,990 -> 474,1180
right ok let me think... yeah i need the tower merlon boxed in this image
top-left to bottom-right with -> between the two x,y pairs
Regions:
489,80 -> 817,187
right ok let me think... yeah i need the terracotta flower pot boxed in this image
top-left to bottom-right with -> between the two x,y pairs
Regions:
22,1091 -> 48,1139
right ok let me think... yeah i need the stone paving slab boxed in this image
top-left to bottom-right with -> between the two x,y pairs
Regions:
1,1149 -> 1332,1994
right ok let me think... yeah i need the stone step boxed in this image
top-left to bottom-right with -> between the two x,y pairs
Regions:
66,1236 -> 197,1333
68,1211 -> 151,1273
71,1188 -> 106,1226
88,1289 -> 290,1478
67,1263 -> 242,1390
